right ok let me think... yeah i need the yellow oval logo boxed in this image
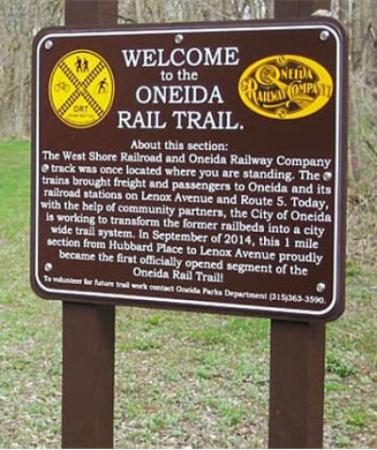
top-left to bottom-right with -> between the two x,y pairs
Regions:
238,55 -> 333,120
49,49 -> 115,128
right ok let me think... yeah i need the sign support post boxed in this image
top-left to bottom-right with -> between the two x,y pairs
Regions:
62,303 -> 115,448
62,1 -> 118,448
268,321 -> 326,448
269,2 -> 330,449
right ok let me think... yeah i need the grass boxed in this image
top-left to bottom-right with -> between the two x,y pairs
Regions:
0,140 -> 376,448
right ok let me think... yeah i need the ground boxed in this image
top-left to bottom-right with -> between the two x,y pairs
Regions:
0,140 -> 376,448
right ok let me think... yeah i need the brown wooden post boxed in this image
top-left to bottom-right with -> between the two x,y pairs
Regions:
274,0 -> 331,18
62,303 -> 115,448
65,0 -> 118,27
269,1 -> 330,448
62,1 -> 118,448
269,321 -> 326,448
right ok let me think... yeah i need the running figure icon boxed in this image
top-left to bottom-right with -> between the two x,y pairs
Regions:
98,78 -> 108,94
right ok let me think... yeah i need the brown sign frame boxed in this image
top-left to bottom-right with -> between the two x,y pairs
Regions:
31,19 -> 347,321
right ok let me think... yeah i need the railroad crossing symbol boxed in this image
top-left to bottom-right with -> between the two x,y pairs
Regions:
48,49 -> 115,128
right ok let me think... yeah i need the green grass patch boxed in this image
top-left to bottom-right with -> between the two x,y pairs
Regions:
346,410 -> 366,428
327,353 -> 355,378
0,140 -> 30,239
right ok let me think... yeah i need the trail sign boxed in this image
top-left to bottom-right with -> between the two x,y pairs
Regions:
31,19 -> 347,320
48,49 -> 115,128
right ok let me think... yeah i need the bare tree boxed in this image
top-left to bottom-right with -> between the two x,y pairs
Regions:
0,0 -> 64,138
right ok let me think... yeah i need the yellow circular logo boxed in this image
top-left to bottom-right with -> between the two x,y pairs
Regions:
49,50 -> 115,128
238,54 -> 333,120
